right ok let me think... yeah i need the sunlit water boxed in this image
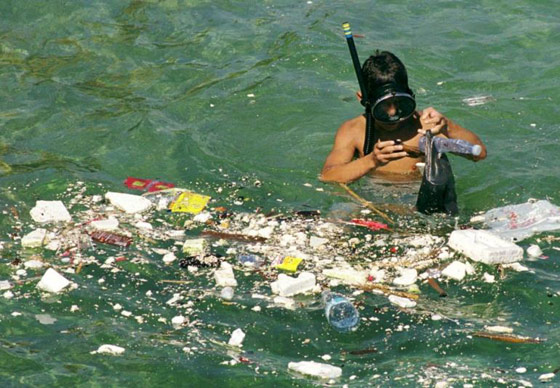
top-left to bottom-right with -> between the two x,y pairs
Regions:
1,0 -> 560,386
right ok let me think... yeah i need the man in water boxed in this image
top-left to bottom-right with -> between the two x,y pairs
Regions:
320,51 -> 487,184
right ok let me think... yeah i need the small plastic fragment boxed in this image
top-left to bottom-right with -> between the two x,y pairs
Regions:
238,254 -> 264,268
36,268 -> 70,293
388,295 -> 417,308
288,361 -> 342,379
539,373 -> 555,382
462,95 -> 495,106
441,261 -> 468,281
89,231 -> 132,247
271,272 -> 316,297
124,177 -> 174,192
105,192 -> 153,214
90,217 -> 119,231
393,268 -> 417,286
94,344 -> 125,355
214,262 -> 238,287
182,238 -> 207,256
220,287 -> 234,301
22,229 -> 49,248
228,328 -> 245,347
526,244 -> 542,257
169,191 -> 211,214
350,219 -> 389,231
276,256 -> 303,272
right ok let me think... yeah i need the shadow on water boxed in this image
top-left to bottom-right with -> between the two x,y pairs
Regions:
0,144 -> 100,176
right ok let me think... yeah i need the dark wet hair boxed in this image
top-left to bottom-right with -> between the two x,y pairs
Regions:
362,51 -> 413,99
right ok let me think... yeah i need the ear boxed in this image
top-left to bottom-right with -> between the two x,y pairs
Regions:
356,91 -> 362,102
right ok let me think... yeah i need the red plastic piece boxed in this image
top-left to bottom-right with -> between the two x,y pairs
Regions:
350,219 -> 389,231
124,177 -> 174,192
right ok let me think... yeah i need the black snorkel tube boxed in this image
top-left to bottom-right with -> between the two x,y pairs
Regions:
342,22 -> 375,155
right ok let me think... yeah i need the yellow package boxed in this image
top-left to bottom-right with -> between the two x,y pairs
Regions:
169,191 -> 211,214
276,256 -> 303,272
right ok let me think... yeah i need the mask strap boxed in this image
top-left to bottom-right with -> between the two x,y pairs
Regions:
363,106 -> 375,155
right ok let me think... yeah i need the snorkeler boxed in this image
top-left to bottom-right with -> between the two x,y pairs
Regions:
319,50 -> 487,184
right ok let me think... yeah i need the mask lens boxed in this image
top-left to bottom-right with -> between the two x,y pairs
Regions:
372,95 -> 416,123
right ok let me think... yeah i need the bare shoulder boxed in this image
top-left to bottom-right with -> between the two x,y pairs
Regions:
336,115 -> 365,141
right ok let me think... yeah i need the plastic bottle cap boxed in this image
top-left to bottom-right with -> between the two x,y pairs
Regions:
472,145 -> 482,156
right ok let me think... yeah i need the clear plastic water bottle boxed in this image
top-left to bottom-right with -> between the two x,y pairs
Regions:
322,291 -> 359,332
419,136 -> 482,156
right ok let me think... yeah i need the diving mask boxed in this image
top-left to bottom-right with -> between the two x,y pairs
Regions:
370,83 -> 416,124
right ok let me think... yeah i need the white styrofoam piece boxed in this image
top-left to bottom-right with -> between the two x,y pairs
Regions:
171,315 -> 186,328
309,236 -> 329,249
30,200 -> 71,224
526,244 -> 542,257
322,268 -> 367,286
24,260 -> 44,269
105,192 -> 152,214
0,280 -> 13,290
388,295 -> 417,308
36,268 -> 70,293
90,217 -> 119,231
94,344 -> 125,355
442,261 -> 467,281
22,229 -> 48,248
162,252 -> 177,264
393,267 -> 418,286
182,238 -> 207,255
448,229 -> 523,264
220,287 -> 234,301
214,262 -> 238,287
228,328 -> 246,347
270,272 -> 316,297
288,361 -> 342,379
273,296 -> 296,310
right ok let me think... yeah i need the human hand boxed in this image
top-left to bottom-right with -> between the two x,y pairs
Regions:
372,140 -> 408,166
418,107 -> 447,135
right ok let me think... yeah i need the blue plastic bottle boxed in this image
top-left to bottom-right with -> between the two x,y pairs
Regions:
418,136 -> 482,156
322,291 -> 359,332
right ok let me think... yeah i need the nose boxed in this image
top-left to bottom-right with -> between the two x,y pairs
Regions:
386,102 -> 397,116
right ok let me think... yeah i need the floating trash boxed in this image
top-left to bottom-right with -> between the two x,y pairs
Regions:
462,95 -> 495,106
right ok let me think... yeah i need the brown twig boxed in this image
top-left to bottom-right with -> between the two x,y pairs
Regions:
339,183 -> 394,224
472,332 -> 544,344
201,230 -> 267,243
427,278 -> 447,297
159,279 -> 191,284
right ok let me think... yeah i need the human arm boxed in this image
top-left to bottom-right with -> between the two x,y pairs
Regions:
419,107 -> 487,161
320,121 -> 407,183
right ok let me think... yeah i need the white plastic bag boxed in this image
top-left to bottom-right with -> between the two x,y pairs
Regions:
481,200 -> 560,241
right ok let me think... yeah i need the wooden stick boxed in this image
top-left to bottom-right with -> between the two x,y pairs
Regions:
427,278 -> 447,297
159,279 -> 191,284
201,230 -> 267,243
339,183 -> 394,224
472,332 -> 544,344
76,261 -> 84,274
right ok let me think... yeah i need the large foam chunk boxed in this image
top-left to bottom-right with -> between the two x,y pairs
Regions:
30,201 -> 71,224
448,229 -> 523,264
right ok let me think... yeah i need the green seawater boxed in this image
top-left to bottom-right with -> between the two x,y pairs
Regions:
1,0 -> 560,386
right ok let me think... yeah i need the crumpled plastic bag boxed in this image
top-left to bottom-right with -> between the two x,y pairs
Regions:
416,131 -> 458,215
479,200 -> 560,241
